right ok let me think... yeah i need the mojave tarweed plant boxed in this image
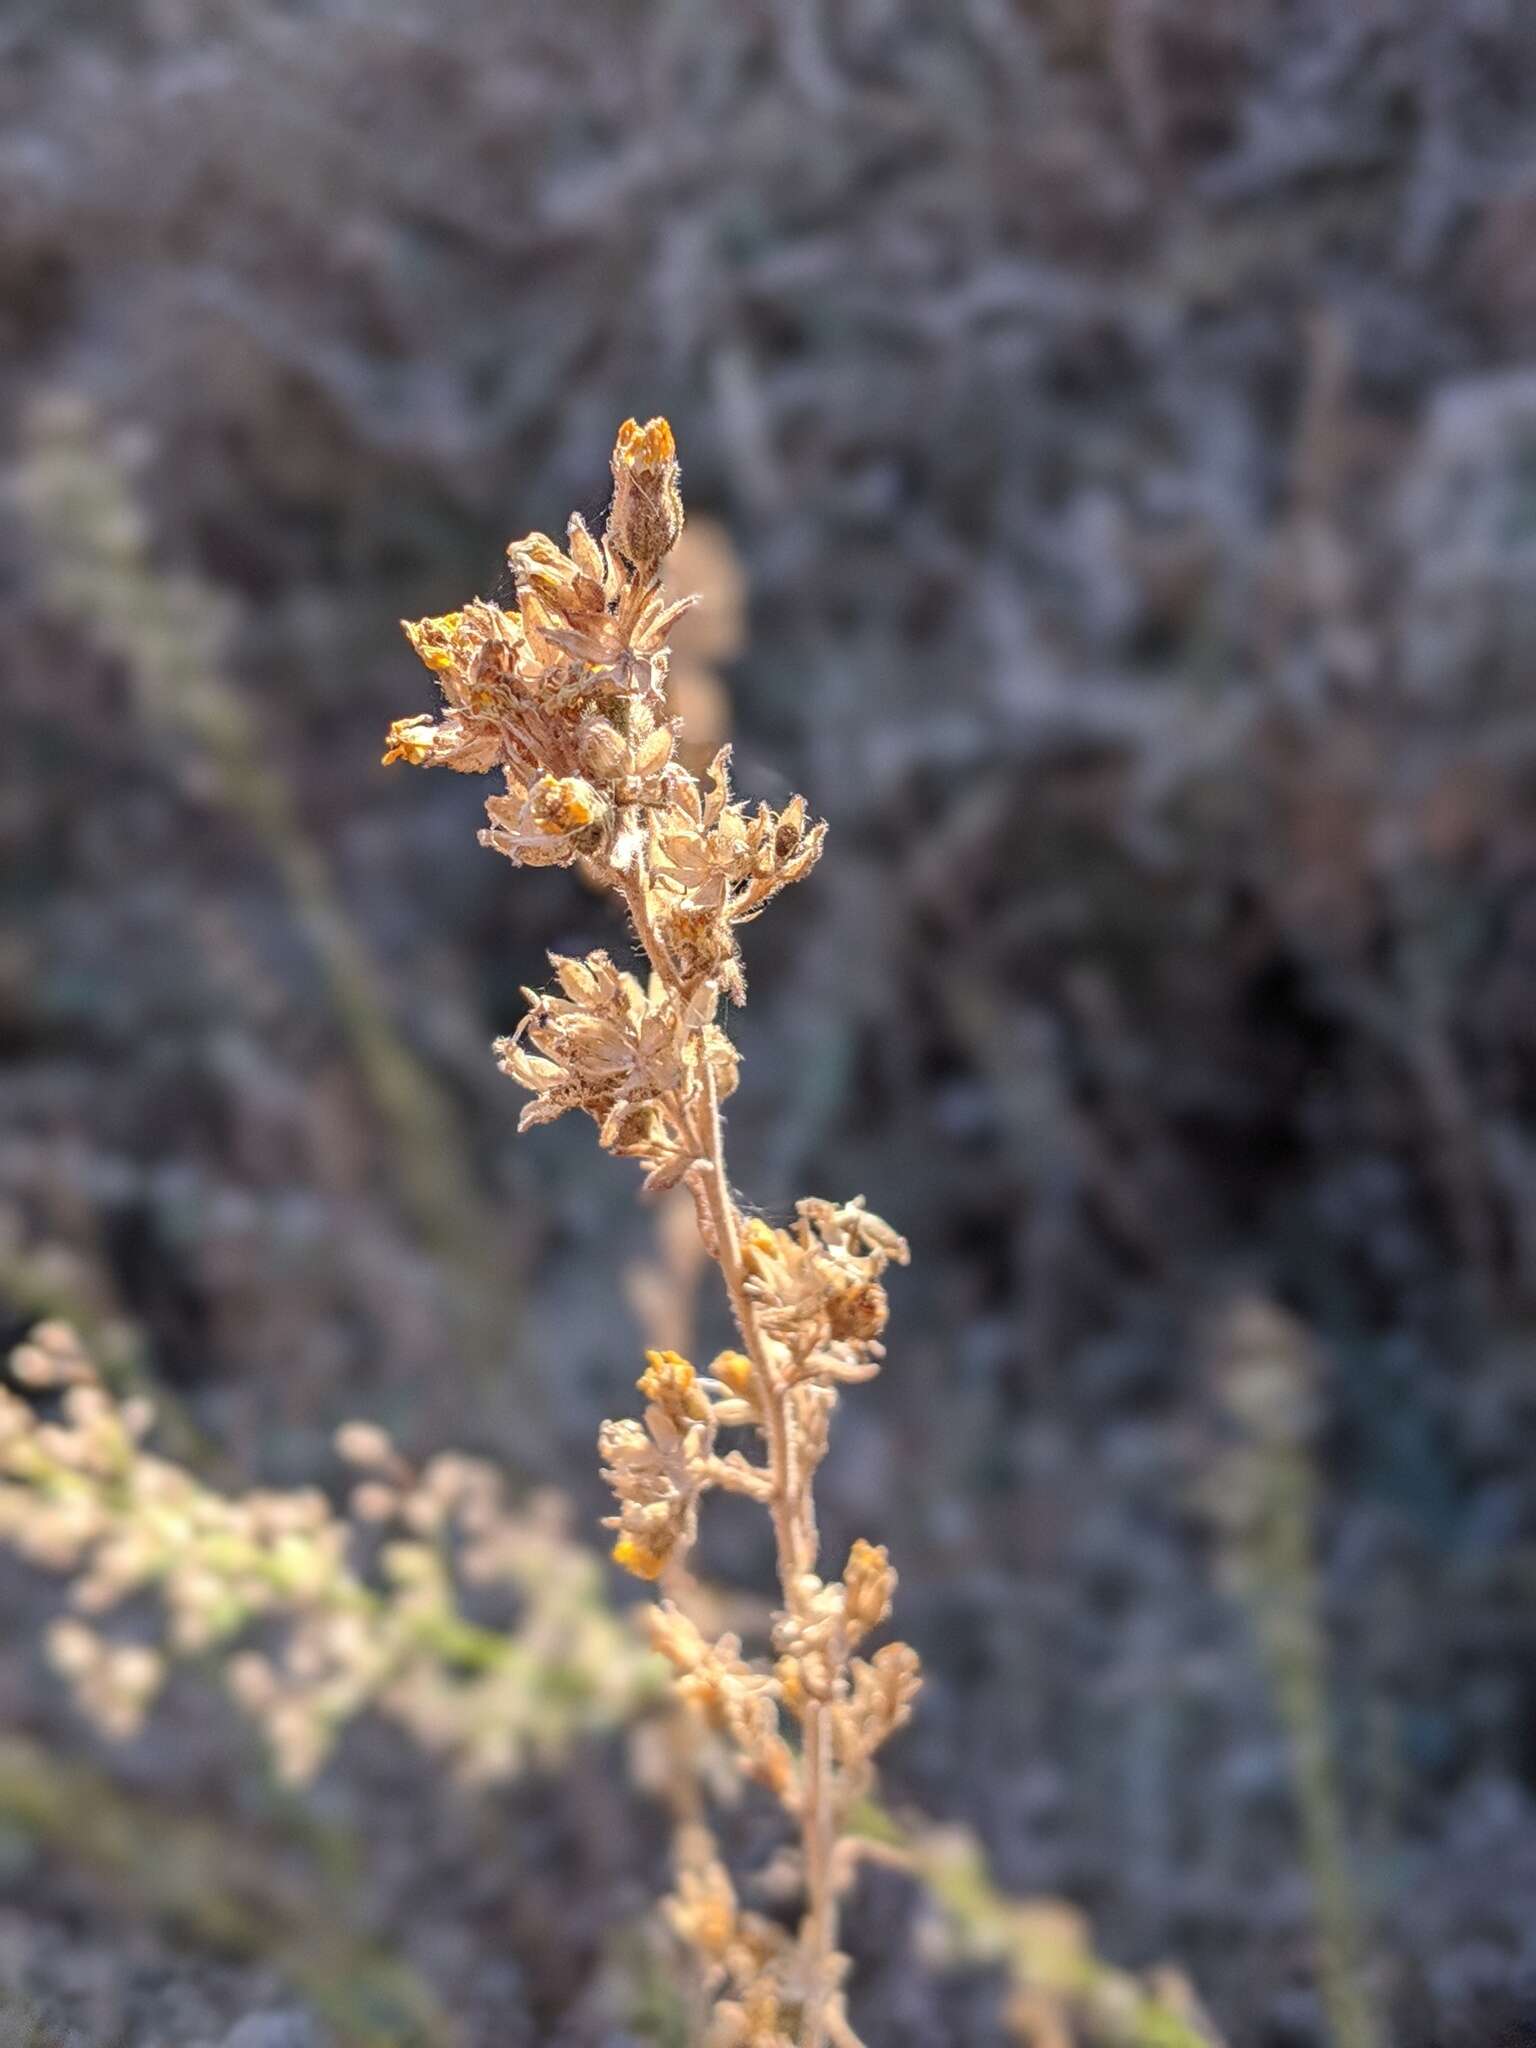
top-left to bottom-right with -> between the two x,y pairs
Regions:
385,417 -> 918,2048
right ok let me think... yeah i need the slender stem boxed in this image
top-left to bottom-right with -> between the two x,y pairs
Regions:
619,872 -> 838,2047
692,1058 -> 836,2048
691,1058 -> 804,1578
796,1692 -> 836,2048
620,845 -> 683,988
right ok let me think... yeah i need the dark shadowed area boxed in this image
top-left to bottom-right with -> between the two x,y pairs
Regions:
2,3 -> 1536,2044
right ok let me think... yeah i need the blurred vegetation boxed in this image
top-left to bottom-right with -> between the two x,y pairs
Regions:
13,397 -> 538,1445
1203,1300 -> 1382,2048
0,1318 -> 1222,2048
0,1731 -> 454,2048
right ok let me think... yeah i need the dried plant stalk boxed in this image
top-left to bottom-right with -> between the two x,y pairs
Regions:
386,418 -> 918,2048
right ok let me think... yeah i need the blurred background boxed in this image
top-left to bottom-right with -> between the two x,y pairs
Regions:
2,2 -> 1536,2043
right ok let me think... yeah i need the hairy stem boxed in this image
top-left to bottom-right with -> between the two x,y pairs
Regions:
693,1057 -> 837,2048
621,873 -> 838,2048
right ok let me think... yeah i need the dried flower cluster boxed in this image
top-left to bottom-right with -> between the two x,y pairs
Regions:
0,1322 -> 648,1784
387,418 -> 917,2048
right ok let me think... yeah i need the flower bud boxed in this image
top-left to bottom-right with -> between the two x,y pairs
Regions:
577,718 -> 629,782
606,416 -> 684,569
842,1537 -> 896,1640
740,1219 -> 780,1281
711,1350 -> 754,1399
611,1533 -> 670,1581
637,1349 -> 711,1425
